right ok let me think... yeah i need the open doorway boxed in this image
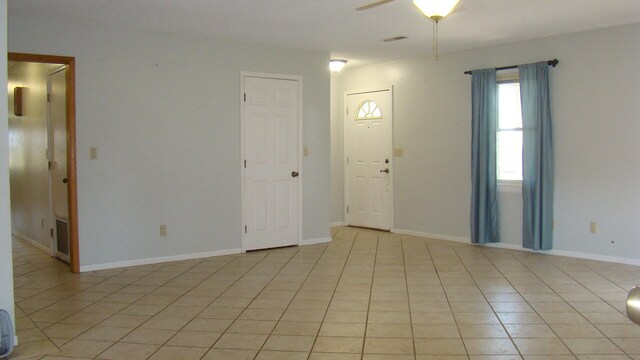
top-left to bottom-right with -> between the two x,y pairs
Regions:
7,53 -> 79,273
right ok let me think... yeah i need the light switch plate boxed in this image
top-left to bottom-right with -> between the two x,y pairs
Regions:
394,148 -> 404,157
90,147 -> 97,160
303,147 -> 309,156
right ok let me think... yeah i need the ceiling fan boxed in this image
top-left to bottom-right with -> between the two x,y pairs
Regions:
356,0 -> 398,11
356,0 -> 461,60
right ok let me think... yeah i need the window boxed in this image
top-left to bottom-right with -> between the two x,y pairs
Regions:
497,81 -> 523,182
355,100 -> 382,120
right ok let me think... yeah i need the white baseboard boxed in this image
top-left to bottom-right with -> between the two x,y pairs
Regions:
331,222 -> 346,227
300,237 -> 332,246
483,242 -> 640,266
392,228 -> 469,244
79,248 -> 242,272
392,228 -> 640,266
11,230 -> 51,255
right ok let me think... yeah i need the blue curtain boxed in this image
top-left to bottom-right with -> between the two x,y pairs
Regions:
519,62 -> 554,250
471,69 -> 499,245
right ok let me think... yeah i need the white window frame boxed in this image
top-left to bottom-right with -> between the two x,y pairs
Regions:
497,71 -> 523,193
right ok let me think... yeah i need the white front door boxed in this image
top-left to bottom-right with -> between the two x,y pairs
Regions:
345,89 -> 393,230
48,67 -> 69,262
243,75 -> 300,251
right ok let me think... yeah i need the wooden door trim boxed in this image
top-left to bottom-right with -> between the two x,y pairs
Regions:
9,52 -> 79,273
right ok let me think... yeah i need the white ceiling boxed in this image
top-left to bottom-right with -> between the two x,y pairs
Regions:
9,0 -> 640,66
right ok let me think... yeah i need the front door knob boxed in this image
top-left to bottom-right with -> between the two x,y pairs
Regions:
62,178 -> 68,184
380,168 -> 389,174
291,171 -> 299,178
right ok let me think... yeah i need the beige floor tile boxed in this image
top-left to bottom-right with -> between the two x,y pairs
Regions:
364,337 -> 414,354
413,324 -> 461,338
320,322 -> 366,337
262,334 -> 316,352
184,318 -> 232,332
414,338 -> 467,355
363,355 -> 415,360
256,351 -> 310,360
458,324 -> 508,338
412,312 -> 456,324
12,228 -> 640,360
148,345 -> 208,360
514,338 -> 572,354
227,320 -> 277,334
610,338 -> 640,354
97,342 -> 159,360
309,353 -> 361,360
366,323 -> 412,338
15,327 -> 49,343
368,311 -> 411,324
100,314 -> 151,328
564,338 -> 624,355
202,348 -> 258,360
121,328 -> 177,345
504,324 -> 557,338
78,326 -> 134,341
166,330 -> 221,347
313,336 -> 364,353
43,323 -> 92,339
324,310 -> 368,323
597,324 -> 640,338
551,324 -> 605,338
497,312 -> 545,324
58,339 -> 114,358
272,321 -> 321,336
463,339 -> 518,355
213,333 -> 269,350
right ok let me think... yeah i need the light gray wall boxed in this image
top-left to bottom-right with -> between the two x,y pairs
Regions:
0,0 -> 16,329
330,72 -> 344,224
9,16 -> 330,267
332,23 -> 640,260
9,62 -> 60,249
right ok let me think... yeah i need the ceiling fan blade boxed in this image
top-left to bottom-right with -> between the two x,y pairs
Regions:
356,0 -> 398,11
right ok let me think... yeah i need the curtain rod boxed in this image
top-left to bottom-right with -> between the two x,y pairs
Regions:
464,59 -> 559,75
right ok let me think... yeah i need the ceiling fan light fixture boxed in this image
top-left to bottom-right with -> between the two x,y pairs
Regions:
413,0 -> 460,19
329,59 -> 348,72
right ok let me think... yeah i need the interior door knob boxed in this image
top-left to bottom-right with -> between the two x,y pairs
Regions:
62,178 -> 68,184
291,171 -> 299,178
380,168 -> 389,174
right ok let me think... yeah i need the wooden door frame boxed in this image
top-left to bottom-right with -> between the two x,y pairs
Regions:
343,86 -> 394,231
240,71 -> 303,252
9,52 -> 79,273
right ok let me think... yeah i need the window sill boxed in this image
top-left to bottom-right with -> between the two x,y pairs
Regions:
498,181 -> 522,193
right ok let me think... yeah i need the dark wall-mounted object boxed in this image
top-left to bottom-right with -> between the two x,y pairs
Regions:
14,87 -> 24,116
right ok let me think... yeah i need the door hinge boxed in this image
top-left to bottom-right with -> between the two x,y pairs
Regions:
243,93 -> 247,102
244,225 -> 247,234
244,159 -> 247,168
48,161 -> 52,170
346,205 -> 349,214
346,157 -> 349,165
50,228 -> 53,238
47,93 -> 51,103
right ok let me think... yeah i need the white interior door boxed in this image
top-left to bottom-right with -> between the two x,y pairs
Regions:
48,67 -> 69,262
345,89 -> 392,230
243,75 -> 300,251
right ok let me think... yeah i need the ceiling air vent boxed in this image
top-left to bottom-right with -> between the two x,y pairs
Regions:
383,36 -> 408,42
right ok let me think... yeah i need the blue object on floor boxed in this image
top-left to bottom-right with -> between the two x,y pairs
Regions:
0,309 -> 14,358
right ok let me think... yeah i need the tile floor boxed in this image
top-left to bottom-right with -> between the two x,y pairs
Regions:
8,226 -> 640,359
